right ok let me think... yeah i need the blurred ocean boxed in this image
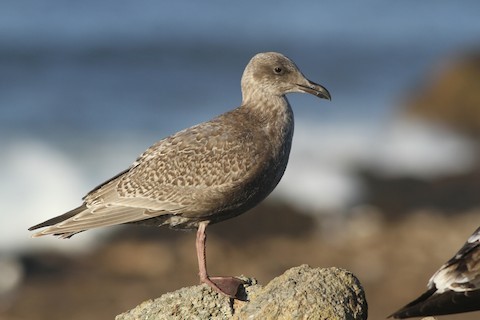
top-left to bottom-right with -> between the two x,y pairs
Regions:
1,1 -> 480,252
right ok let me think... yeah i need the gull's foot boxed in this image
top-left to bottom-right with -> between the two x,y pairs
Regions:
202,276 -> 248,301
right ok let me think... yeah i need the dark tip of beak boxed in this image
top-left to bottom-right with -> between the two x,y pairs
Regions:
297,81 -> 331,101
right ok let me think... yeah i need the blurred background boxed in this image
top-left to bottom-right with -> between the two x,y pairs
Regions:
1,1 -> 480,319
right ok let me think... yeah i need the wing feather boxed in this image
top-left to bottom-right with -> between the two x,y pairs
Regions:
30,109 -> 269,236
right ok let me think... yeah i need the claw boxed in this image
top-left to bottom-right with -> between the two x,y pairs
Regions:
201,276 -> 248,300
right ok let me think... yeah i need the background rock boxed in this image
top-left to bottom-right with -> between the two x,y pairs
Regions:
6,207 -> 480,320
404,51 -> 480,138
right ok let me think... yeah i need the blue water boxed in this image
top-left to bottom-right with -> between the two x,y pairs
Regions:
1,1 -> 480,251
2,1 -> 480,136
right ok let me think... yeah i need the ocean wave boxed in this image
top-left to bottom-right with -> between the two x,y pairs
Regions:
0,138 -> 102,253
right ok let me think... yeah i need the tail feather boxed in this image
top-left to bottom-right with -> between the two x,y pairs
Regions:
28,204 -> 87,233
390,288 -> 480,318
389,288 -> 436,318
28,203 -> 155,238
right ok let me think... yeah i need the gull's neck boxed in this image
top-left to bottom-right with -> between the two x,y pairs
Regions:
239,88 -> 294,158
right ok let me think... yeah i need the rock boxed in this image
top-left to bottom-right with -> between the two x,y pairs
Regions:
360,167 -> 480,217
404,51 -> 480,138
115,284 -> 242,320
232,265 -> 367,320
116,265 -> 367,320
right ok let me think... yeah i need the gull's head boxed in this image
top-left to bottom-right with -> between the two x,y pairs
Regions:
241,52 -> 331,102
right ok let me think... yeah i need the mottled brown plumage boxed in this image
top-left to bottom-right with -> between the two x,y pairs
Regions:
29,52 -> 330,299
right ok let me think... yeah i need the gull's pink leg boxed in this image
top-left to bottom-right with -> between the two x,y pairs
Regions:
196,221 -> 246,299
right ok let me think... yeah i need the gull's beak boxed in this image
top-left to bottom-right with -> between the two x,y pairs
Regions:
296,79 -> 331,100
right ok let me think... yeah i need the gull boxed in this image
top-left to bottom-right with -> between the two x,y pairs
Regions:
390,226 -> 480,318
29,52 -> 331,300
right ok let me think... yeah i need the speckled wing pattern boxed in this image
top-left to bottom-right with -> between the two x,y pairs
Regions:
429,226 -> 480,293
391,227 -> 480,318
32,108 -> 270,236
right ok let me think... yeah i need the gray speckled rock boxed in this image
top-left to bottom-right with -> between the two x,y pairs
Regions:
116,265 -> 367,320
115,285 -> 243,320
233,265 -> 367,320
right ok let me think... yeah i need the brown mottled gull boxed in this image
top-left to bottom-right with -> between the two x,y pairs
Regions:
390,226 -> 480,318
29,52 -> 331,300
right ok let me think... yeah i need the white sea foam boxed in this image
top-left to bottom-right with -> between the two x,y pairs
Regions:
0,138 -> 102,253
274,118 -> 476,213
369,120 -> 476,177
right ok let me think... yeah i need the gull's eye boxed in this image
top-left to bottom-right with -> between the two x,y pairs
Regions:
273,67 -> 283,74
